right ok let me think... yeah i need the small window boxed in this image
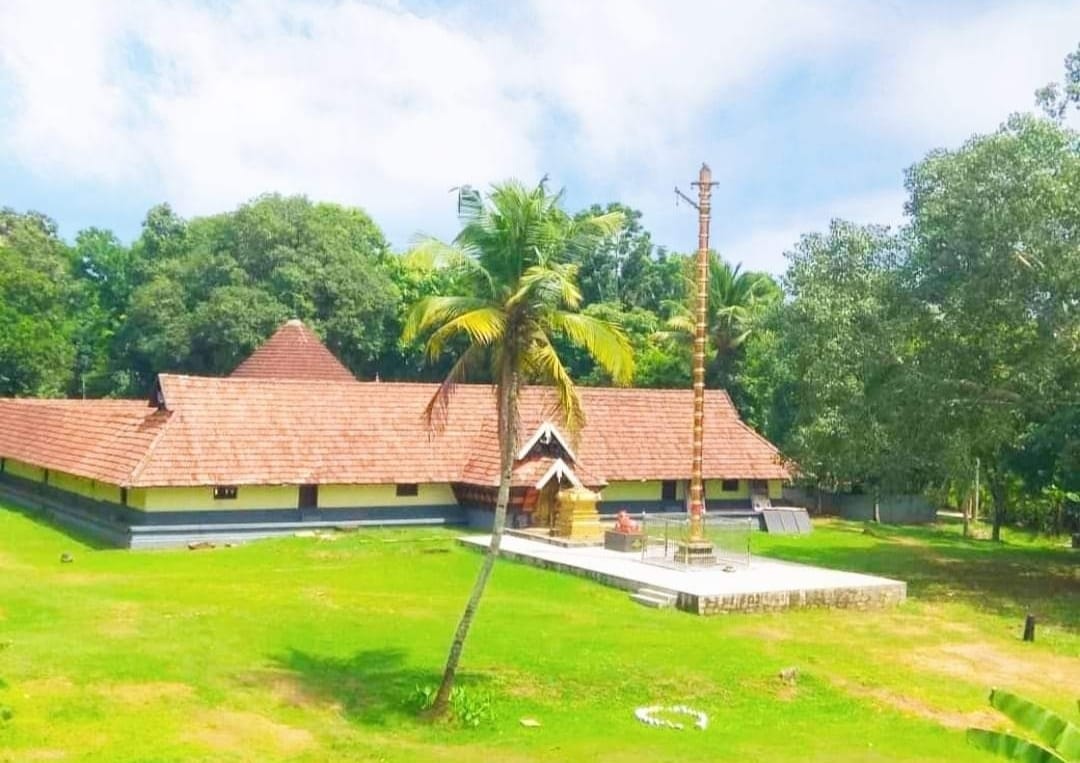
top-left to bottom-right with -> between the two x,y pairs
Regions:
721,479 -> 739,493
213,486 -> 238,500
661,480 -> 677,501
396,483 -> 419,497
120,487 -> 128,506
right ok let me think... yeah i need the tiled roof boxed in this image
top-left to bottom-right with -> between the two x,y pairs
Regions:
230,320 -> 355,382
573,387 -> 790,481
0,321 -> 790,488
0,398 -> 170,485
0,379 -> 790,487
135,376 -> 491,487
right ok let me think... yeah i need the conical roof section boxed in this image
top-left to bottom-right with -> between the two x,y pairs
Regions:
230,319 -> 356,382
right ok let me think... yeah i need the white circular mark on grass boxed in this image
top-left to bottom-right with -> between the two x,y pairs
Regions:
634,705 -> 708,730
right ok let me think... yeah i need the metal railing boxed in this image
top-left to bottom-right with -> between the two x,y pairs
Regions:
639,514 -> 754,570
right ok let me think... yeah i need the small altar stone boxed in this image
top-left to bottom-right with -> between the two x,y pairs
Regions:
604,530 -> 644,553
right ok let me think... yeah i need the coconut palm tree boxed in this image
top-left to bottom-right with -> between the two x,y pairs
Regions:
660,255 -> 779,388
403,179 -> 634,718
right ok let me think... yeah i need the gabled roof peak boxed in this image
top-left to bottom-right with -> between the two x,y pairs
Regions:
230,320 -> 356,383
516,421 -> 577,463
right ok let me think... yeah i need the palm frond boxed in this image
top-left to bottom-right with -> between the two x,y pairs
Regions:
549,311 -> 635,385
508,263 -> 583,312
524,332 -> 585,432
403,296 -> 489,344
403,237 -> 469,270
425,307 -> 506,360
664,313 -> 695,335
573,210 -> 625,241
423,343 -> 488,433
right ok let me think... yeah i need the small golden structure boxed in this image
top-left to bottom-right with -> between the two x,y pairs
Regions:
553,486 -> 602,541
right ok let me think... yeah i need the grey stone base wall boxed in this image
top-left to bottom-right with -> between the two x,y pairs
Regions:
684,583 -> 906,615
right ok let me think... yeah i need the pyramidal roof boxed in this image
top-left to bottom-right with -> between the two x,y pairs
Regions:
230,319 -> 356,382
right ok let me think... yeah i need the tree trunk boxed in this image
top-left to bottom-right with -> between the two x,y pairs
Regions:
428,362 -> 518,718
990,473 -> 1006,543
872,484 -> 881,524
962,487 -> 970,538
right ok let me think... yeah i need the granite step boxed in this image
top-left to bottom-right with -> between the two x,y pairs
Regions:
630,587 -> 678,609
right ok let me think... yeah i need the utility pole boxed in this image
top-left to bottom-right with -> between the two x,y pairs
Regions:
675,164 -> 718,564
974,457 -> 980,524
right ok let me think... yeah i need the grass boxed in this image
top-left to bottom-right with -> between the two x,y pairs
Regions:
0,504 -> 1076,762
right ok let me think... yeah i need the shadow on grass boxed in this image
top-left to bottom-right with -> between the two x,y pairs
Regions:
0,495 -> 115,551
760,523 -> 1079,630
273,648 -> 488,726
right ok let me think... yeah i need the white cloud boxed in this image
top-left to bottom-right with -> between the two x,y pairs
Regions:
0,0 -> 543,241
0,0 -> 864,244
720,187 -> 907,274
0,0 -> 1076,253
865,2 -> 1080,147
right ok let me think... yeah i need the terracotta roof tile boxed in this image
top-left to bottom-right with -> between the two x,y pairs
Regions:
0,398 -> 169,485
230,320 -> 355,382
0,323 -> 790,488
0,379 -> 789,487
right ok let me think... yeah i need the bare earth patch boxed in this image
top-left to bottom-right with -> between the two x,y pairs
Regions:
729,622 -> 792,642
101,681 -> 195,704
0,550 -> 31,573
191,709 -> 315,756
0,749 -> 68,762
97,601 -> 141,638
19,676 -> 76,697
911,642 -> 1080,695
833,677 -> 999,729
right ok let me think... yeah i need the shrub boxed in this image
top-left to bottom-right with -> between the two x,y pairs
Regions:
407,684 -> 494,728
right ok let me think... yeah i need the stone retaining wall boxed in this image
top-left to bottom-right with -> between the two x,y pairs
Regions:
684,582 -> 906,615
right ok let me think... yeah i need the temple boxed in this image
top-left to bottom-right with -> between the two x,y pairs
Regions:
0,320 -> 790,547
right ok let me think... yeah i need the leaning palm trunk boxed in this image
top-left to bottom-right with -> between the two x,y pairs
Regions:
429,363 -> 518,717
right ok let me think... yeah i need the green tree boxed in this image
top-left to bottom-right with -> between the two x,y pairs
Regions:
554,301 -> 691,387
571,203 -> 685,313
1036,43 -> 1080,120
778,221 -> 921,511
905,114 -> 1080,539
71,228 -> 134,396
0,210 -> 77,397
404,179 -> 634,718
660,254 -> 780,394
118,194 -> 400,389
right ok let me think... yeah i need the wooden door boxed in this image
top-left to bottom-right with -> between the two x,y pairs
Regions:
299,484 -> 318,510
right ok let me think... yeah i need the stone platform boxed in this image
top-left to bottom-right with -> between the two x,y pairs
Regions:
460,534 -> 905,615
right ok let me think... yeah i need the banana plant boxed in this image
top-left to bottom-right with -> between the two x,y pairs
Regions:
968,689 -> 1080,762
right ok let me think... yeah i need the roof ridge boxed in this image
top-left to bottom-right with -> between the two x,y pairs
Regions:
126,409 -> 176,486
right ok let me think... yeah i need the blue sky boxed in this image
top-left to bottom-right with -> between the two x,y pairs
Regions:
1,0 -> 1078,273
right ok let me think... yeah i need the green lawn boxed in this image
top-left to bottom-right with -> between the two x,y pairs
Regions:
0,505 -> 1076,762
